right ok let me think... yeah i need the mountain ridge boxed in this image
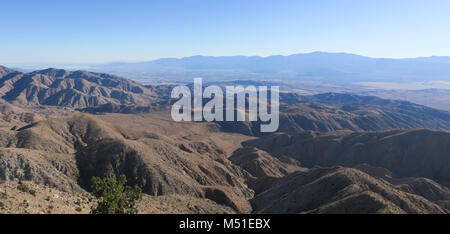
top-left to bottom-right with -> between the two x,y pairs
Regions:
91,52 -> 450,82
0,65 -> 17,77
109,52 -> 450,66
243,128 -> 450,186
0,66 -> 158,108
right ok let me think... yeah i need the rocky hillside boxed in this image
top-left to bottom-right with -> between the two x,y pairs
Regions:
250,167 -> 446,214
0,180 -> 234,214
0,114 -> 253,213
219,92 -> 450,136
243,129 -> 450,186
229,147 -> 303,178
0,66 -> 15,78
0,113 -> 448,213
3,65 -> 450,135
0,67 -> 158,108
0,66 -> 448,214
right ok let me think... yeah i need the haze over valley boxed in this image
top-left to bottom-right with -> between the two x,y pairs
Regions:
17,52 -> 450,111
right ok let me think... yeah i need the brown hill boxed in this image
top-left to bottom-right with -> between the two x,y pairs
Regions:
219,93 -> 450,136
250,167 -> 446,214
354,163 -> 450,210
0,180 -> 235,214
0,68 -> 157,108
229,147 -> 303,178
243,129 -> 450,186
0,102 -> 43,127
0,66 -> 15,78
0,113 -> 449,213
0,114 -> 253,213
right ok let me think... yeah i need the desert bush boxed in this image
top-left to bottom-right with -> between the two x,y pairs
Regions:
17,183 -> 30,193
90,174 -> 142,214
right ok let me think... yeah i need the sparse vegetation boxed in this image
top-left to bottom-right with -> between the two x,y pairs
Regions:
90,174 -> 142,214
22,200 -> 29,208
47,205 -> 54,213
17,183 -> 36,196
0,168 -> 4,184
28,189 -> 36,196
75,207 -> 82,212
17,183 -> 29,193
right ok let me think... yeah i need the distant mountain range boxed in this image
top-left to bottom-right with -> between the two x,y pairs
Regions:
90,52 -> 450,83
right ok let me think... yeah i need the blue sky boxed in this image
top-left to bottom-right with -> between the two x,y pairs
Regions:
1,0 -> 450,66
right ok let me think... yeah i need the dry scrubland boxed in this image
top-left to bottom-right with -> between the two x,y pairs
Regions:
0,111 -> 448,214
0,66 -> 448,214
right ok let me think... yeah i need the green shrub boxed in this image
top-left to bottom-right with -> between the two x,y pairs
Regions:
17,183 -> 30,193
29,189 -> 36,196
90,174 -> 142,214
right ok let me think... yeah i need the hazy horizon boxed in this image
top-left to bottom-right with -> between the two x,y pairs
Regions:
2,0 -> 450,65
4,51 -> 450,70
